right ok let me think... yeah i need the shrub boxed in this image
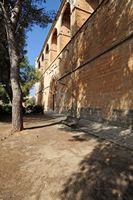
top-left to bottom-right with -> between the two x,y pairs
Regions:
0,104 -> 12,115
25,98 -> 43,114
32,105 -> 43,114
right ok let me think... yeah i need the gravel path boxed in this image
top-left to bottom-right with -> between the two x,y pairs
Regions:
0,115 -> 133,200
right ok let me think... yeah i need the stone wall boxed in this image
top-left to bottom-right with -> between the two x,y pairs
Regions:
36,0 -> 133,128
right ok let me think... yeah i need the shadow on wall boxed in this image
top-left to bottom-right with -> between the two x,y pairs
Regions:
55,0 -> 133,126
55,74 -> 72,114
60,141 -> 133,200
47,76 -> 57,111
74,38 -> 133,126
40,0 -> 133,127
37,78 -> 44,106
85,0 -> 100,10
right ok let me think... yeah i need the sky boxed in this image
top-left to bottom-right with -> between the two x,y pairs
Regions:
26,0 -> 61,66
26,0 -> 61,96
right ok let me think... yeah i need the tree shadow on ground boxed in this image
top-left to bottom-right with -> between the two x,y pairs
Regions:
25,121 -> 61,130
24,113 -> 65,130
60,141 -> 133,200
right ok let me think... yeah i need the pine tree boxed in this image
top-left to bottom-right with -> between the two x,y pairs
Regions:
0,0 -> 53,132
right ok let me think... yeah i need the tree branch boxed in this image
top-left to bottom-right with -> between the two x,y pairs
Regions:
11,0 -> 22,31
0,1 -> 10,24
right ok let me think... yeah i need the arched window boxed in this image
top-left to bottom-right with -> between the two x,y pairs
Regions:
61,3 -> 71,33
38,61 -> 41,69
50,28 -> 58,62
42,53 -> 44,61
59,3 -> 71,50
44,44 -> 49,69
52,29 -> 57,47
45,44 -> 49,54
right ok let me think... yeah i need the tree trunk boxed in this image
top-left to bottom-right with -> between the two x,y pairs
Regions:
6,28 -> 23,132
0,1 -> 23,132
11,77 -> 23,132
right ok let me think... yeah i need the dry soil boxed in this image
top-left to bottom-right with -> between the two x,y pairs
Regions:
0,115 -> 133,200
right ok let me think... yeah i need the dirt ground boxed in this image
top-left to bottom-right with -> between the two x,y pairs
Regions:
0,115 -> 133,200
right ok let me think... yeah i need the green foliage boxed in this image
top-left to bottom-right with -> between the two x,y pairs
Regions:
0,85 -> 10,104
25,97 -> 43,114
0,104 -> 12,115
0,0 -> 54,99
0,18 -> 10,85
0,0 -> 54,130
20,57 -> 41,97
0,56 -> 40,101
32,105 -> 43,114
25,96 -> 36,111
0,0 -> 54,59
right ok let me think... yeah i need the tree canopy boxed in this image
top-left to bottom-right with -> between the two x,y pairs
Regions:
0,57 -> 41,104
0,0 -> 53,84
0,0 -> 54,131
20,57 -> 41,98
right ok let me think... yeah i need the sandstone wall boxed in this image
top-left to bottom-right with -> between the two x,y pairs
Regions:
37,0 -> 133,127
